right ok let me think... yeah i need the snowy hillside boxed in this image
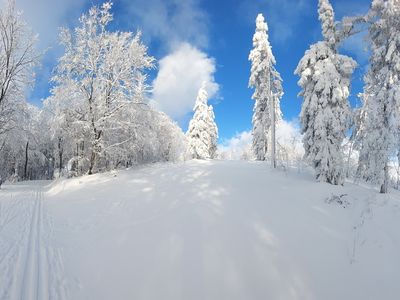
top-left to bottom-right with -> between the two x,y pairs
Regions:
0,160 -> 399,300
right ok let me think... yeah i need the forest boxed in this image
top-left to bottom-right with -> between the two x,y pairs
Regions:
0,0 -> 399,194
1,1 -> 400,299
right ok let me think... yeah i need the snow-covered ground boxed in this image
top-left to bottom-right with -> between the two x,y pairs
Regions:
0,160 -> 399,300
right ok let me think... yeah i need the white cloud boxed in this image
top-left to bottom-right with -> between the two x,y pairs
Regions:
276,120 -> 305,164
119,0 -> 218,123
219,131 -> 253,160
276,119 -> 302,147
3,0 -> 219,115
219,120 -> 304,161
120,0 -> 208,50
10,0 -> 84,50
152,42 -> 219,121
0,0 -> 85,104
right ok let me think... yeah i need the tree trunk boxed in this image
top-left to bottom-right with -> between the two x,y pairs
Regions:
346,142 -> 353,178
380,163 -> 389,194
58,137 -> 63,175
88,151 -> 96,175
24,141 -> 29,180
271,95 -> 276,168
262,139 -> 266,161
88,130 -> 102,175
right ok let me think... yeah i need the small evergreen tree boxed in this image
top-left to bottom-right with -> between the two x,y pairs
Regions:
295,0 -> 357,185
249,14 -> 283,164
187,85 -> 218,159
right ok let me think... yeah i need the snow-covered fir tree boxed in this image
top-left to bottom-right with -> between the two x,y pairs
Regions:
295,0 -> 357,185
249,13 -> 283,165
355,0 -> 400,193
207,105 -> 218,158
318,0 -> 337,48
187,85 -> 218,159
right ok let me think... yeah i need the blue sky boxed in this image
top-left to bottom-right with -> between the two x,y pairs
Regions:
12,0 -> 371,142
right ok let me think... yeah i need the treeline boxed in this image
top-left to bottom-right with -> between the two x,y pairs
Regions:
1,0 -> 399,194
249,0 -> 400,193
0,1 -> 186,183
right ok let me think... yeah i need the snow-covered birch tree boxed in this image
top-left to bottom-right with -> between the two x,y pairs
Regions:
187,85 -> 218,159
355,0 -> 400,193
0,0 -> 40,182
249,13 -> 283,165
51,2 -> 154,174
0,0 -> 39,137
295,0 -> 357,185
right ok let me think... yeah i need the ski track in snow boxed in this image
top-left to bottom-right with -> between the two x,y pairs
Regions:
0,161 -> 399,300
0,186 -> 65,300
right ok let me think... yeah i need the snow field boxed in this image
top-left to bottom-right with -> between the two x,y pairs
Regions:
1,160 -> 400,299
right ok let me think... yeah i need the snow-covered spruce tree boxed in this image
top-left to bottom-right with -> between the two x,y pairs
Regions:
355,0 -> 400,193
207,105 -> 218,158
295,0 -> 357,185
51,2 -> 154,175
187,86 -> 218,159
249,14 -> 283,165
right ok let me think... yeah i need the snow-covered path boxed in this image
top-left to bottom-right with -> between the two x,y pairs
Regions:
1,160 -> 400,300
0,184 -> 65,300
